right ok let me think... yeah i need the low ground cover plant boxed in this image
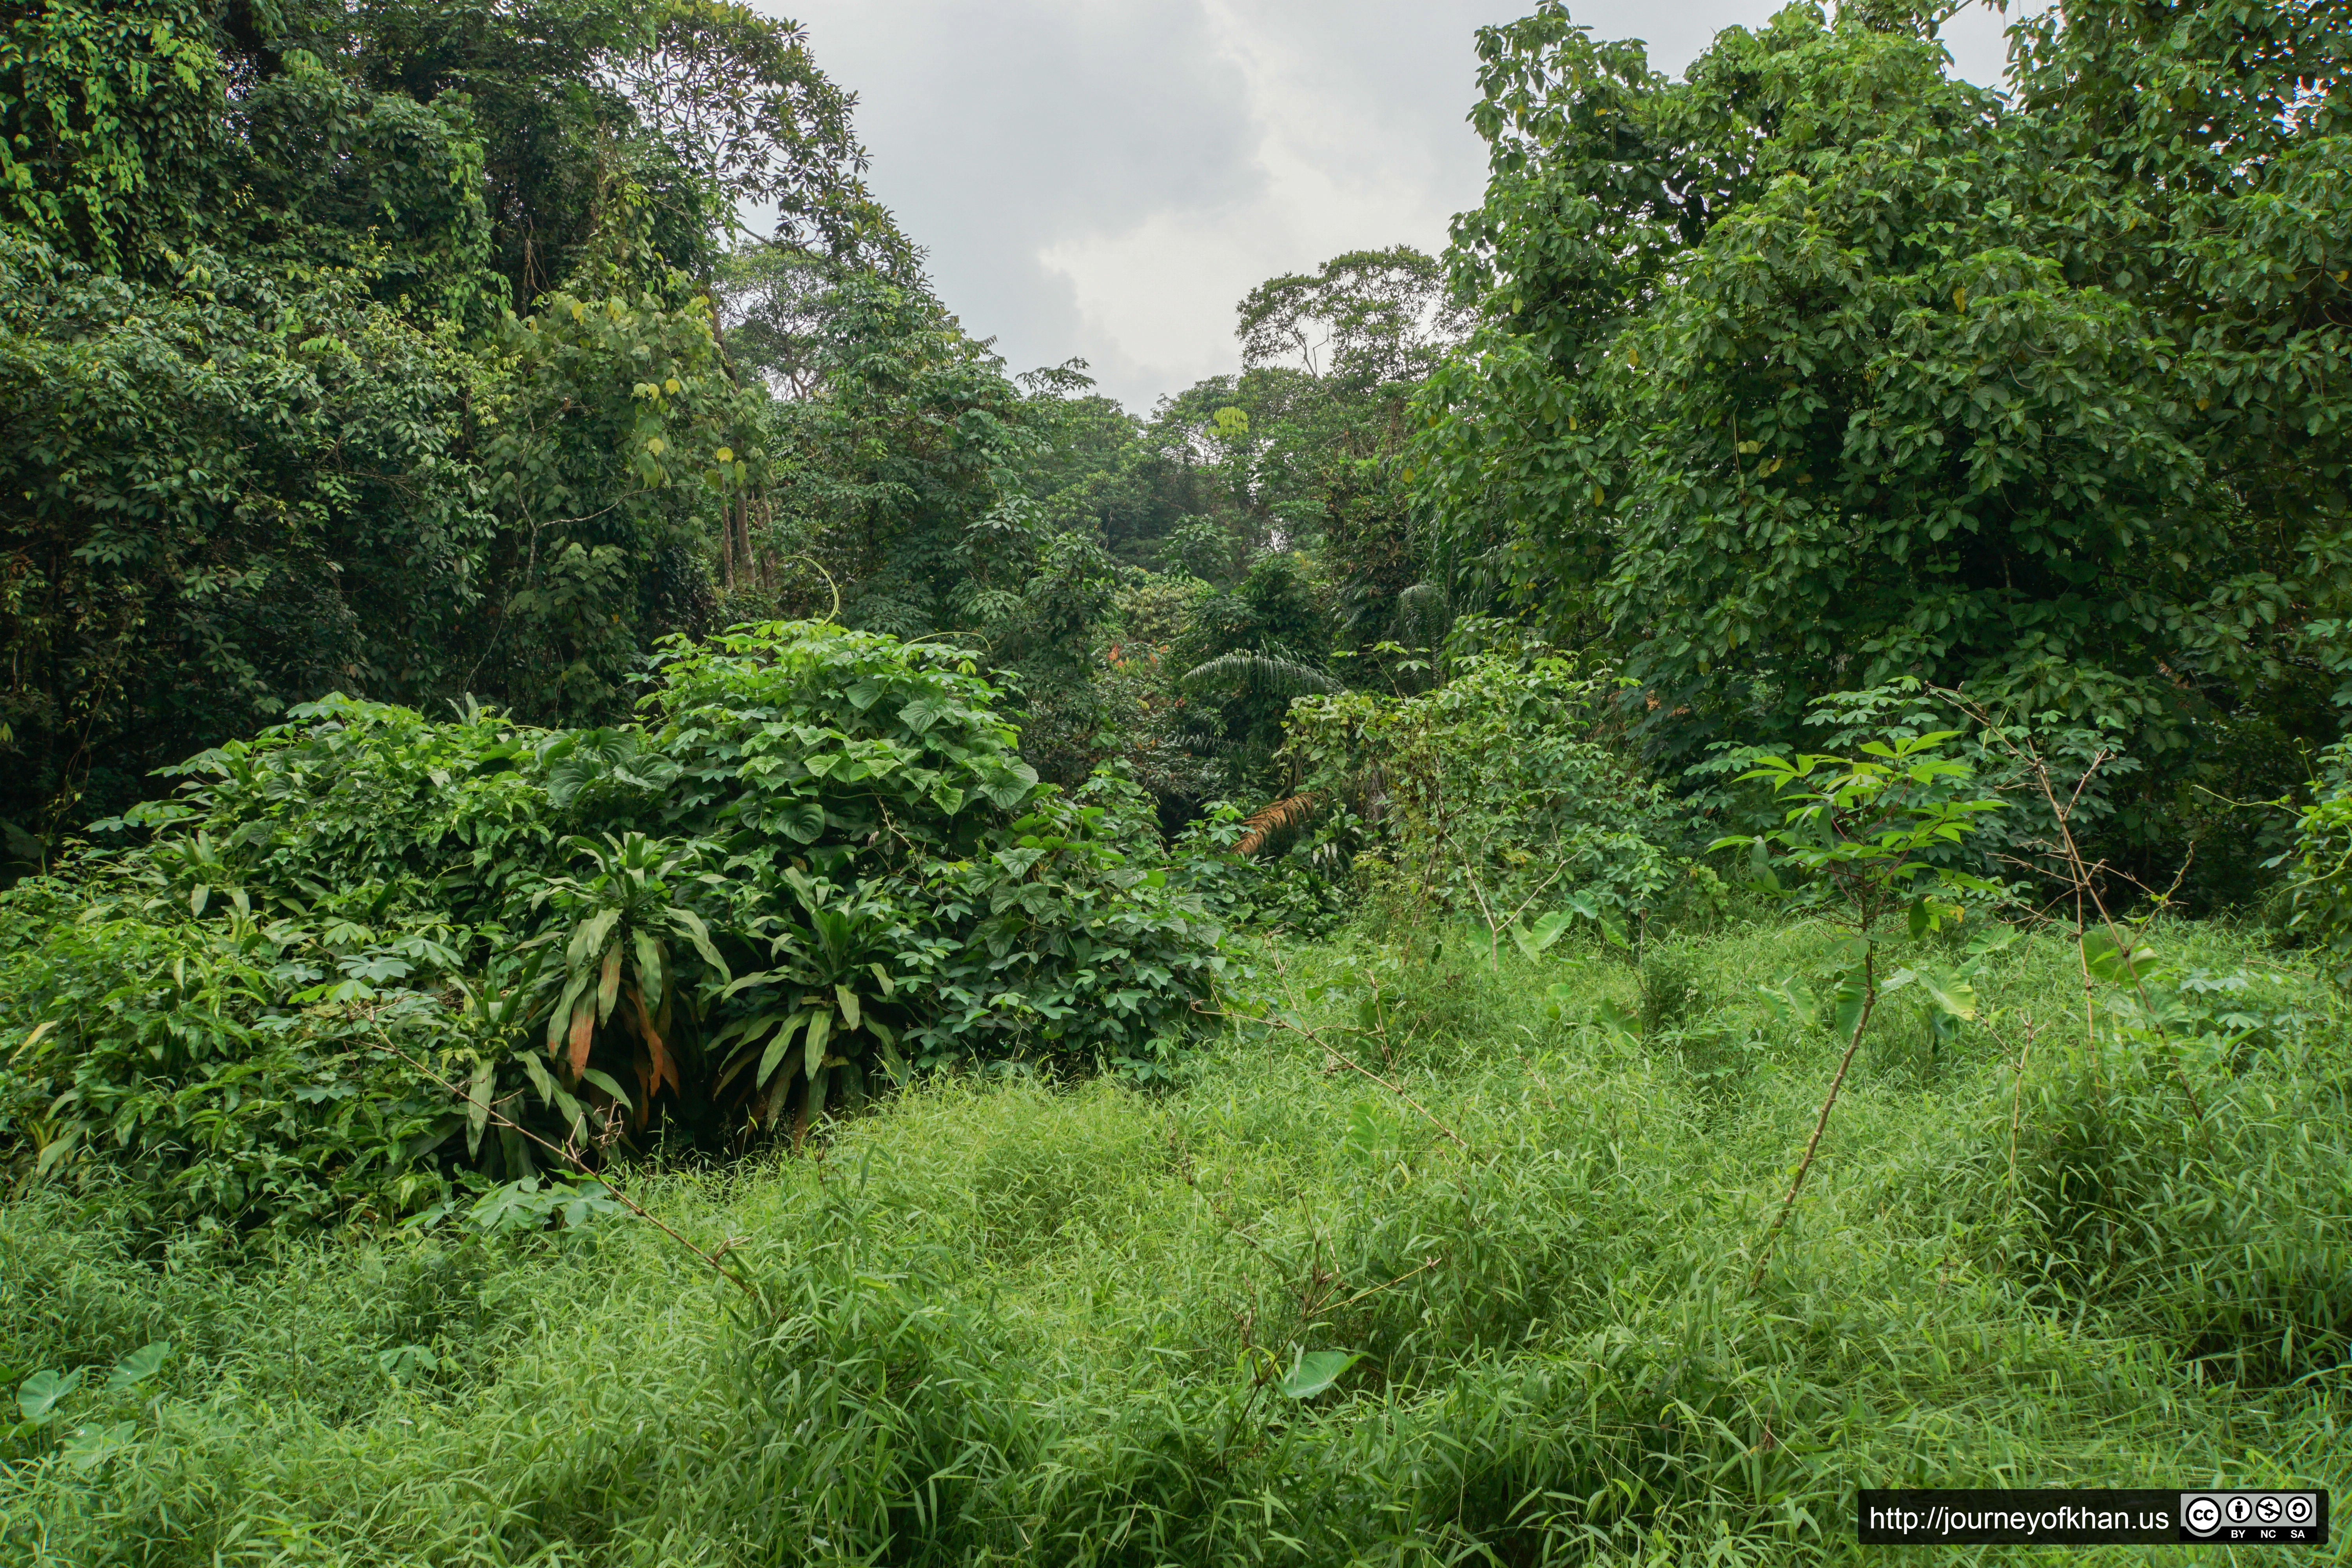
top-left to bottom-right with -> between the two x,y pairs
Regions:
2,916 -> 2344,1564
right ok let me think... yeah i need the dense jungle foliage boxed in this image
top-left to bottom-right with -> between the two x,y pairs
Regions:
4,0 -> 2351,1562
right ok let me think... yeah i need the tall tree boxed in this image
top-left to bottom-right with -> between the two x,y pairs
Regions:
0,0 -> 891,846
1416,0 -> 2352,892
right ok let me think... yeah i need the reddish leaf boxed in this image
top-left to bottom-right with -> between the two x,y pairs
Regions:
568,999 -> 595,1078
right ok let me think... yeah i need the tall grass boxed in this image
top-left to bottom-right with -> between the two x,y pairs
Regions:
4,918 -> 2347,1564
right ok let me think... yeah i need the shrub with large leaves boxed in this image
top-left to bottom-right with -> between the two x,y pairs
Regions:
0,622 -> 1233,1227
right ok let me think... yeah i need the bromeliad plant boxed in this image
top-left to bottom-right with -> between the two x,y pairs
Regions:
1712,727 -> 2003,1290
711,870 -> 906,1145
520,833 -> 731,1124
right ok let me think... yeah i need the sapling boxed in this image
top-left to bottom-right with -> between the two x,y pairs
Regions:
1712,731 -> 2002,1290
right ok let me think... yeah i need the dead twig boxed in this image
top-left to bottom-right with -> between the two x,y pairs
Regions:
1748,953 -> 1880,1293
368,1024 -> 760,1300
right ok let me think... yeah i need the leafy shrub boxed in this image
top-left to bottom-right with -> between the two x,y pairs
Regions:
0,622 -> 1236,1227
2278,737 -> 2352,985
1283,623 -> 1706,932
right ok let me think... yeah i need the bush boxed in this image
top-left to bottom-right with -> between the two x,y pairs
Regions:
0,622 -> 1238,1228
2279,737 -> 2352,984
1284,623 -> 1710,934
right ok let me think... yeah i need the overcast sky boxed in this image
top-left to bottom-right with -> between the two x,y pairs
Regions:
763,1 -> 2033,414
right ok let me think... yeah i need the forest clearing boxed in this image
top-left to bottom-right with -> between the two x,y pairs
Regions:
4,0 -> 2350,1561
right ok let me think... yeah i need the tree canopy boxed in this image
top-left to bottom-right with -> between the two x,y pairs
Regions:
1416,0 -> 2352,891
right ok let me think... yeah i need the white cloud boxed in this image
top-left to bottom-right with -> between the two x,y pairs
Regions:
769,0 -> 2045,412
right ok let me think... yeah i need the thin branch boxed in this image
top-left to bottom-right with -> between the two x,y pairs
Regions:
369,1024 -> 760,1299
1749,951 -> 1878,1293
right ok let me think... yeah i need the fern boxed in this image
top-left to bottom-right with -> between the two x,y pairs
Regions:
1388,581 -> 1452,649
1181,650 -> 1344,696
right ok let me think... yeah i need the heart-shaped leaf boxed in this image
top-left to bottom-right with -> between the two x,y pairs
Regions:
105,1341 -> 171,1394
1278,1349 -> 1360,1400
16,1367 -> 82,1425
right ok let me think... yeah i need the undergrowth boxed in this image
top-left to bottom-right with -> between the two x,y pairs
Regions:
4,917 -> 2347,1564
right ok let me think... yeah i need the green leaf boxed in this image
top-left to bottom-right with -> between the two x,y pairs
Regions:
518,1051 -> 559,1107
633,929 -> 665,1012
105,1341 -> 171,1393
805,1007 -> 833,1080
1278,1349 -> 1360,1399
666,908 -> 730,981
2083,929 -> 2152,985
772,797 -> 824,844
1920,972 -> 1976,1020
1886,966 -> 1977,1020
376,1345 -> 439,1381
1757,975 -> 1811,1027
1510,910 -> 1575,961
835,983 -> 860,1031
579,1068 -> 633,1110
16,1368 -> 82,1425
1826,969 -> 1869,1041
898,694 -> 952,732
466,1056 -> 495,1160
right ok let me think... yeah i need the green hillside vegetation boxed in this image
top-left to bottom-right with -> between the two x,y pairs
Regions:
5,0 -> 2352,1561
7,922 -> 2348,1562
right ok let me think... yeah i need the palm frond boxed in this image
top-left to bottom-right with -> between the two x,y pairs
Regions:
1181,651 -> 1344,697
1388,581 -> 1453,648
1236,792 -> 1318,856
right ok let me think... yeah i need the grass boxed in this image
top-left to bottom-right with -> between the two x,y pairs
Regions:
3,915 -> 2348,1564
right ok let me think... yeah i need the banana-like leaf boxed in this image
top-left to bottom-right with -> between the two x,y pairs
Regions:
836,984 -> 860,1032
596,942 -> 622,1023
567,998 -> 595,1078
633,929 -> 665,1013
579,1067 -> 633,1110
546,967 -> 592,1053
630,984 -> 677,1098
667,908 -> 730,981
758,1011 -> 812,1086
466,1056 -> 495,1160
568,908 -> 621,970
804,1007 -> 833,1081
519,1051 -> 558,1106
